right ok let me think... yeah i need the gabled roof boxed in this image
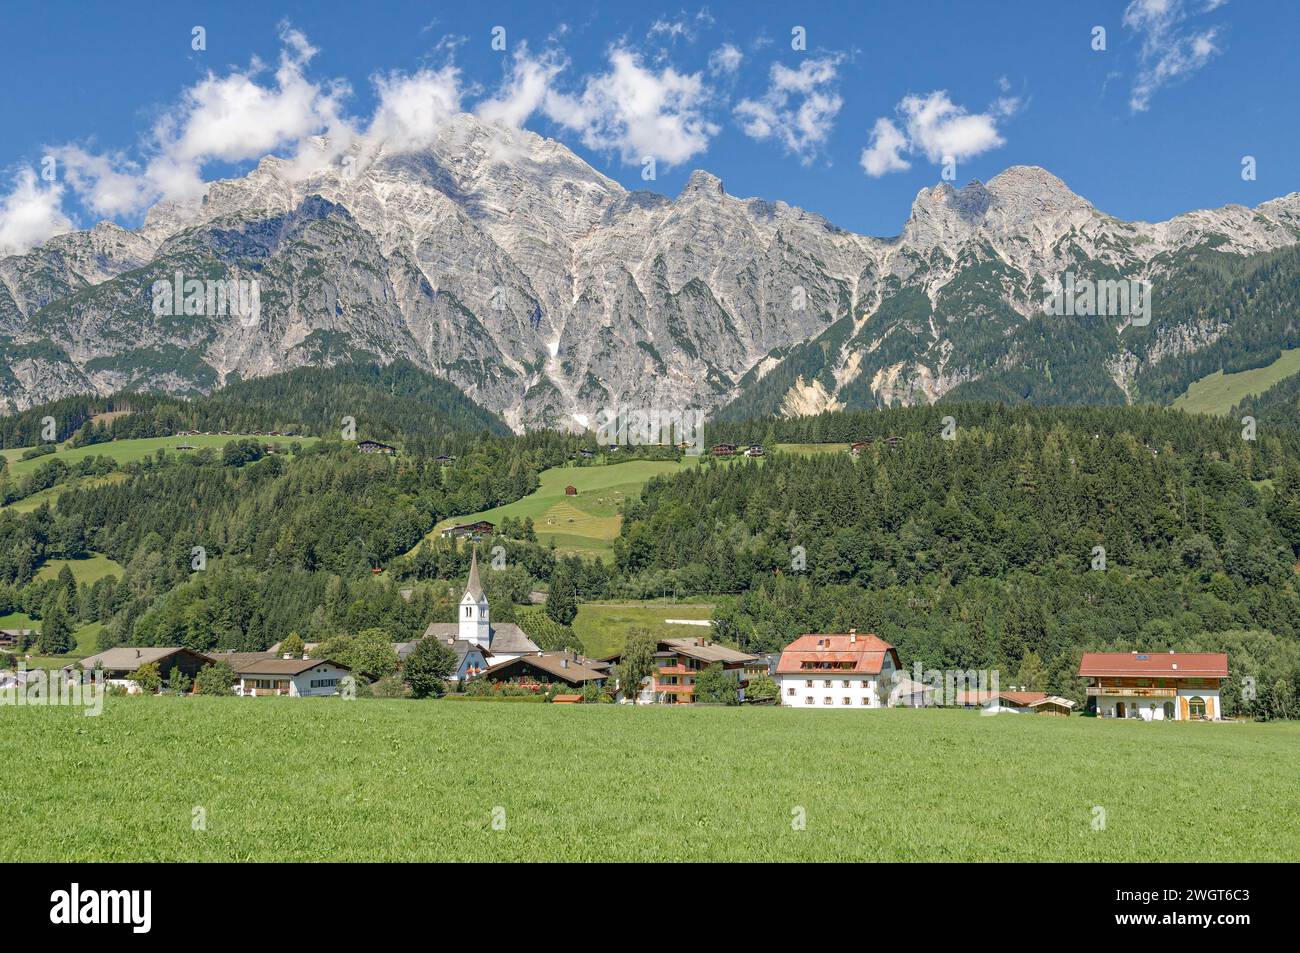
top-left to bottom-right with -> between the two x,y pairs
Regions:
76,646 -> 212,672
1077,652 -> 1228,678
775,633 -> 898,675
1029,695 -> 1077,710
483,651 -> 608,686
231,657 -> 350,676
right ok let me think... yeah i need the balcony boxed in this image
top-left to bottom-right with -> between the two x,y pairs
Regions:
1087,686 -> 1176,698
655,664 -> 696,676
654,683 -> 696,694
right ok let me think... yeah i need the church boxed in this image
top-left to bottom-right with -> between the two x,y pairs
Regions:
420,547 -> 541,667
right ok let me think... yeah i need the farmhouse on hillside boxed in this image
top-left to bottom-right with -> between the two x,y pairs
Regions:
421,548 -> 540,664
1078,651 -> 1229,720
439,520 -> 495,540
775,631 -> 899,708
565,484 -> 578,495
355,439 -> 397,455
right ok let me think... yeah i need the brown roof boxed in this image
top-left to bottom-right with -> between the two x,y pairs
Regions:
660,637 -> 756,665
1077,652 -> 1228,678
76,646 -> 212,672
483,652 -> 608,686
231,657 -> 351,676
775,633 -> 899,675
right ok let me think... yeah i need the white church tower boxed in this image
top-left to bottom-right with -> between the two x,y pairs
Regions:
458,547 -> 491,648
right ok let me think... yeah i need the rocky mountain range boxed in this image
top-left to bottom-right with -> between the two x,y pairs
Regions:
3,111 -> 1299,430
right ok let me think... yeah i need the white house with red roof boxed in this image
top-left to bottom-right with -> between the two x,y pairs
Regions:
1078,651 -> 1229,721
775,630 -> 899,708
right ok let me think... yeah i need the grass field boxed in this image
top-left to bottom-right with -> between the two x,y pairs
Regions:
35,552 -> 124,586
2,433 -> 317,480
1171,348 -> 1300,416
0,698 -> 1294,861
414,459 -> 704,559
572,601 -> 716,658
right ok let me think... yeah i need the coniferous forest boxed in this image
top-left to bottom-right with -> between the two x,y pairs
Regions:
2,367 -> 1299,718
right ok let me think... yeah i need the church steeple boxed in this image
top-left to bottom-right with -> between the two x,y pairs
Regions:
465,545 -> 485,601
459,546 -> 491,648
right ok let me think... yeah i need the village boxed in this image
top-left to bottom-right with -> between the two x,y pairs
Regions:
5,548 -> 1231,722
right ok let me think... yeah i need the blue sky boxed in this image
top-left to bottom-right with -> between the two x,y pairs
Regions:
0,0 -> 1295,255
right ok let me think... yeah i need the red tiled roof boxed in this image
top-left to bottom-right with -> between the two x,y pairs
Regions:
775,634 -> 898,675
1077,652 -> 1228,678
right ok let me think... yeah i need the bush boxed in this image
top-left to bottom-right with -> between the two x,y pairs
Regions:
128,661 -> 163,695
194,661 -> 235,696
403,637 -> 457,698
694,663 -> 740,705
370,674 -> 411,698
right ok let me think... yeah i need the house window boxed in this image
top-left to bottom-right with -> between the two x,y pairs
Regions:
787,687 -> 795,696
823,680 -> 832,688
805,696 -> 813,705
843,680 -> 851,688
843,697 -> 851,706
823,696 -> 832,705
805,679 -> 812,688
861,696 -> 869,705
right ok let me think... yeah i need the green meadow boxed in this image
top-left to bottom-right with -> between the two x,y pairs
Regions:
2,433 -> 317,480
1,699 -> 1294,862
572,600 -> 716,658
415,458 -> 705,559
35,552 -> 124,586
1171,348 -> 1300,416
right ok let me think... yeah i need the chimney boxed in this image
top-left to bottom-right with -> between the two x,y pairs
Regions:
850,629 -> 857,644
561,658 -> 569,669
135,649 -> 141,658
283,653 -> 293,660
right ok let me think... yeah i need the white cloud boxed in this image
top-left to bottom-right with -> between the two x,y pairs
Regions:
735,55 -> 843,164
860,90 -> 1013,177
51,26 -> 357,217
0,168 -> 74,256
543,48 -> 718,166
708,43 -> 743,75
1123,0 -> 1224,112
901,91 -> 1005,162
859,118 -> 910,177
476,46 -> 565,129
367,66 -> 462,153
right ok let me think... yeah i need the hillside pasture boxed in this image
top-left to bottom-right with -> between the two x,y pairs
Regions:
3,433 -> 317,480
572,600 -> 716,658
1171,348 -> 1300,416
417,459 -> 703,559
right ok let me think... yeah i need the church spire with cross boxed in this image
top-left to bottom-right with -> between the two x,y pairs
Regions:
458,546 -> 490,647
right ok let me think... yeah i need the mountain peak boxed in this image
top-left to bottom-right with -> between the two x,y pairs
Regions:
679,169 -> 725,199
